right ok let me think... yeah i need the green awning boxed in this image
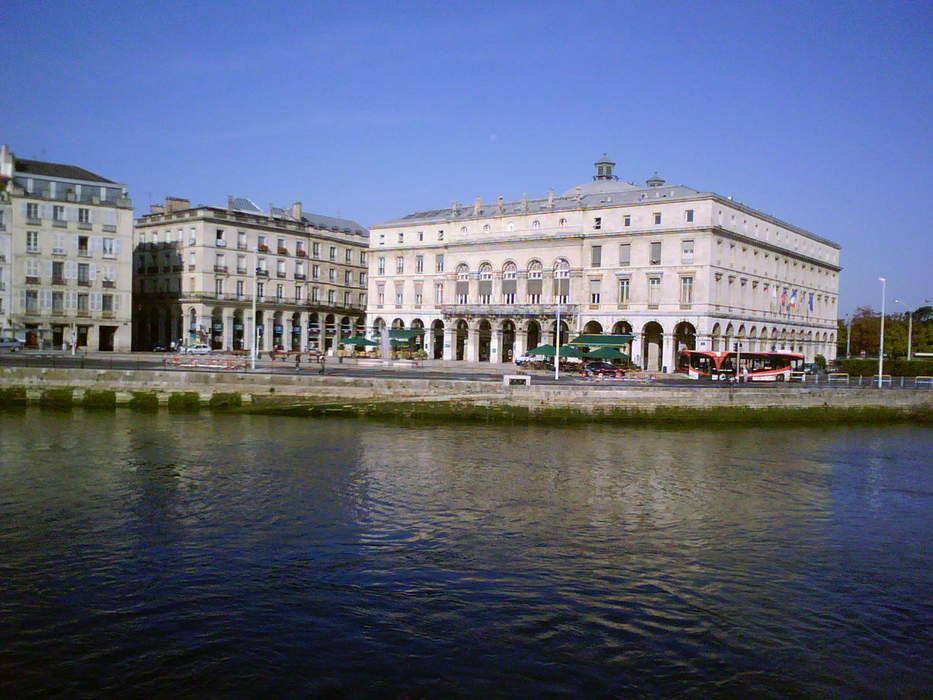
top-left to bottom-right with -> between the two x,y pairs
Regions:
587,346 -> 629,360
342,336 -> 379,346
568,334 -> 634,347
526,344 -> 587,358
389,329 -> 426,340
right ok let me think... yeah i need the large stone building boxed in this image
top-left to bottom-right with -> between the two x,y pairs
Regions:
0,144 -> 134,350
133,197 -> 368,352
366,156 -> 841,370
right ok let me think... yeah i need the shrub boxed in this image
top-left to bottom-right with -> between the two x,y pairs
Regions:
82,390 -> 116,409
129,392 -> 159,411
835,358 -> 933,378
168,392 -> 201,412
209,393 -> 242,410
40,388 -> 74,409
0,387 -> 27,407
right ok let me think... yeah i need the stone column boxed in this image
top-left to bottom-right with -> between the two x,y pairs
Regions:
224,312 -> 235,351
443,328 -> 456,361
298,312 -> 308,352
630,332 -> 642,368
515,329 -> 527,358
490,328 -> 501,364
264,316 -> 275,352
662,333 -> 676,373
466,327 -> 479,362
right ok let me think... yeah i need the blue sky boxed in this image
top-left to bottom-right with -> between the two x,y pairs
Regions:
2,0 -> 930,314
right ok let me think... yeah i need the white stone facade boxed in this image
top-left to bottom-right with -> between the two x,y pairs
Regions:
0,144 -> 134,350
133,198 -> 369,352
366,157 -> 840,370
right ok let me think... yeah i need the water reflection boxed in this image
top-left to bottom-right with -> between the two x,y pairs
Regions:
0,410 -> 929,697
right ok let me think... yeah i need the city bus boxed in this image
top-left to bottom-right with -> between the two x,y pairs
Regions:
677,350 -> 804,381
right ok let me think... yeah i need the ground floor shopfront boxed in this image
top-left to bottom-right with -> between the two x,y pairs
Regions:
367,305 -> 837,371
10,314 -> 130,351
134,300 -> 364,352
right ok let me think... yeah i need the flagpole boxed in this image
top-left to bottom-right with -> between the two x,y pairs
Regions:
554,305 -> 561,381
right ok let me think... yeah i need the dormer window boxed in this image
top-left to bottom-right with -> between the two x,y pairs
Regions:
483,224 -> 490,232
558,218 -> 566,226
532,220 -> 541,229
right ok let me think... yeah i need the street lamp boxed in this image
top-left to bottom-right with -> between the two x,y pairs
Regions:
250,266 -> 259,370
878,278 -> 886,388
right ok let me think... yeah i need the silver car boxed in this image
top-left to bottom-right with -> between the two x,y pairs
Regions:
0,337 -> 25,351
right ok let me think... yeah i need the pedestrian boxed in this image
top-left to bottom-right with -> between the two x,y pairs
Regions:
318,353 -> 326,375
295,352 -> 301,372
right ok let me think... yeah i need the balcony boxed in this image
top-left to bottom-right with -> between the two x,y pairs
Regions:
277,248 -> 289,255
52,277 -> 66,286
25,276 -> 39,285
173,265 -> 183,272
52,219 -> 67,228
214,265 -> 228,273
237,243 -> 248,251
78,280 -> 91,287
296,249 -> 307,257
256,269 -> 269,277
78,250 -> 91,258
215,240 -> 227,247
77,309 -> 90,317
257,245 -> 270,253
294,273 -> 306,280
78,222 -> 92,231
236,268 -> 248,275
276,272 -> 286,278
27,247 -> 41,255
102,280 -> 115,288
188,264 -> 196,271
102,310 -> 115,318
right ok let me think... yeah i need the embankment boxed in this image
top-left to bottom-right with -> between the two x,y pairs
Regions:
0,366 -> 930,425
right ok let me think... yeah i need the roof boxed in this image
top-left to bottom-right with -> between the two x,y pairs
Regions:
14,158 -> 116,184
227,195 -> 368,236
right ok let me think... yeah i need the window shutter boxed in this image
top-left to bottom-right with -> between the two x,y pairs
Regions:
65,260 -> 77,279
41,290 -> 52,309
455,281 -> 468,297
553,278 -> 569,296
66,291 -> 77,309
90,293 -> 102,311
72,234 -> 79,250
89,264 -> 97,280
114,239 -> 122,255
47,261 -> 54,278
40,204 -> 53,219
90,236 -> 102,253
113,294 -> 121,311
527,279 -> 542,295
19,290 -> 27,310
502,279 -> 517,295
478,280 -> 492,296
22,203 -> 29,217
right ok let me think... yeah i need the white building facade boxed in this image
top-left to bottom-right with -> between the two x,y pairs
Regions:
366,157 -> 841,370
133,197 -> 368,352
0,144 -> 134,350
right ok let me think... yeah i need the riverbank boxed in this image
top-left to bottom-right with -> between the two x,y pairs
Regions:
0,366 -> 930,425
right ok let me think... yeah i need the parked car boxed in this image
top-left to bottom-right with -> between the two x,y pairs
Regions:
0,337 -> 25,351
584,361 -> 623,377
152,344 -> 169,352
515,353 -> 544,367
179,343 -> 212,355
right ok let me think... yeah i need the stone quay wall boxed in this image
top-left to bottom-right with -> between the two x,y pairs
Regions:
0,367 -> 930,414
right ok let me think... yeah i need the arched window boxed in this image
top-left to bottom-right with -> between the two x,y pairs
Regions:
526,260 -> 543,304
502,262 -> 517,279
456,263 -> 470,280
527,260 -> 543,279
479,263 -> 493,279
502,262 -> 517,305
532,220 -> 541,230
478,263 -> 493,304
554,259 -> 570,278
554,259 -> 570,304
558,218 -> 567,226
455,264 -> 470,304
482,224 -> 490,232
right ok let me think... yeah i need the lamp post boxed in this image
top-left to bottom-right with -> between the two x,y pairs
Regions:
845,314 -> 851,358
554,305 -> 562,381
250,266 -> 258,370
878,278 -> 886,388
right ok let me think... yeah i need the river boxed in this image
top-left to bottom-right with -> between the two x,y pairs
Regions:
0,410 -> 930,698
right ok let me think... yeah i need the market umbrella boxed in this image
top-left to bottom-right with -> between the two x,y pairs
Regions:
587,346 -> 629,360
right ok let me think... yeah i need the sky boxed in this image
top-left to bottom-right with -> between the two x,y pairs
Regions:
2,0 -> 930,315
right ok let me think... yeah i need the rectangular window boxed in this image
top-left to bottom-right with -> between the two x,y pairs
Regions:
312,264 -> 319,279
685,209 -> 694,223
345,249 -> 352,263
238,231 -> 247,249
395,256 -> 404,274
359,251 -> 366,265
591,245 -> 602,267
417,231 -> 424,242
398,232 -> 404,244
435,254 -> 445,273
681,240 -> 694,264
415,287 -> 423,305
215,279 -> 224,295
78,208 -> 90,224
648,277 -> 661,306
650,242 -> 662,265
257,282 -> 265,298
52,205 -> 64,221
237,255 -> 247,273
653,212 -> 662,225
296,286 -> 304,301
680,276 -> 694,304
77,263 -> 90,283
26,231 -> 39,253
216,229 -> 226,246
312,242 -> 320,257
619,243 -> 630,266
359,272 -> 367,286
593,217 -> 602,230
329,246 -> 336,261
618,278 -> 630,304
236,280 -> 245,297
589,279 -> 601,305
102,238 -> 115,257
435,283 -> 444,304
345,270 -> 352,285
311,286 -> 319,302
416,255 -> 424,273
395,286 -> 403,305
327,289 -> 335,304
26,202 -> 39,220
377,257 -> 385,275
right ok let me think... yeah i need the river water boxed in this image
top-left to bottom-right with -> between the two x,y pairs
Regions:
0,410 -> 930,698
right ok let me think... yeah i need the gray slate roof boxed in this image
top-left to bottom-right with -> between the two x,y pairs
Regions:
15,158 -> 116,184
230,196 -> 368,236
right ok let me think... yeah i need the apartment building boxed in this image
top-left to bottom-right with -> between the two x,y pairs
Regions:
367,156 -> 841,370
0,144 -> 134,350
133,197 -> 368,352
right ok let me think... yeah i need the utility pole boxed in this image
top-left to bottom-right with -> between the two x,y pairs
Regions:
251,266 -> 258,370
554,305 -> 561,381
878,278 -> 886,388
846,315 -> 851,358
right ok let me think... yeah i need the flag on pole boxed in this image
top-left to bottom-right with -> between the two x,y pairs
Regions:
790,290 -> 798,309
808,293 -> 814,313
780,288 -> 788,307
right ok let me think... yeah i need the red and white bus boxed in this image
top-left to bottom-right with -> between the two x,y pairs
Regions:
677,350 -> 804,381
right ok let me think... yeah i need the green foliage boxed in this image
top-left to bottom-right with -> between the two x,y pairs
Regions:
814,354 -> 827,370
209,393 -> 242,410
840,305 -> 933,359
0,387 -> 27,406
128,392 -> 159,411
82,390 -> 116,409
168,392 -> 201,412
834,358 -> 933,377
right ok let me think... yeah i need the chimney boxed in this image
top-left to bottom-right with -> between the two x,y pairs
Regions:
227,195 -> 235,211
291,201 -> 303,220
473,197 -> 482,216
496,195 -> 505,213
547,189 -> 555,208
451,200 -> 461,216
150,204 -> 165,215
165,197 -> 190,213
521,193 -> 528,213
